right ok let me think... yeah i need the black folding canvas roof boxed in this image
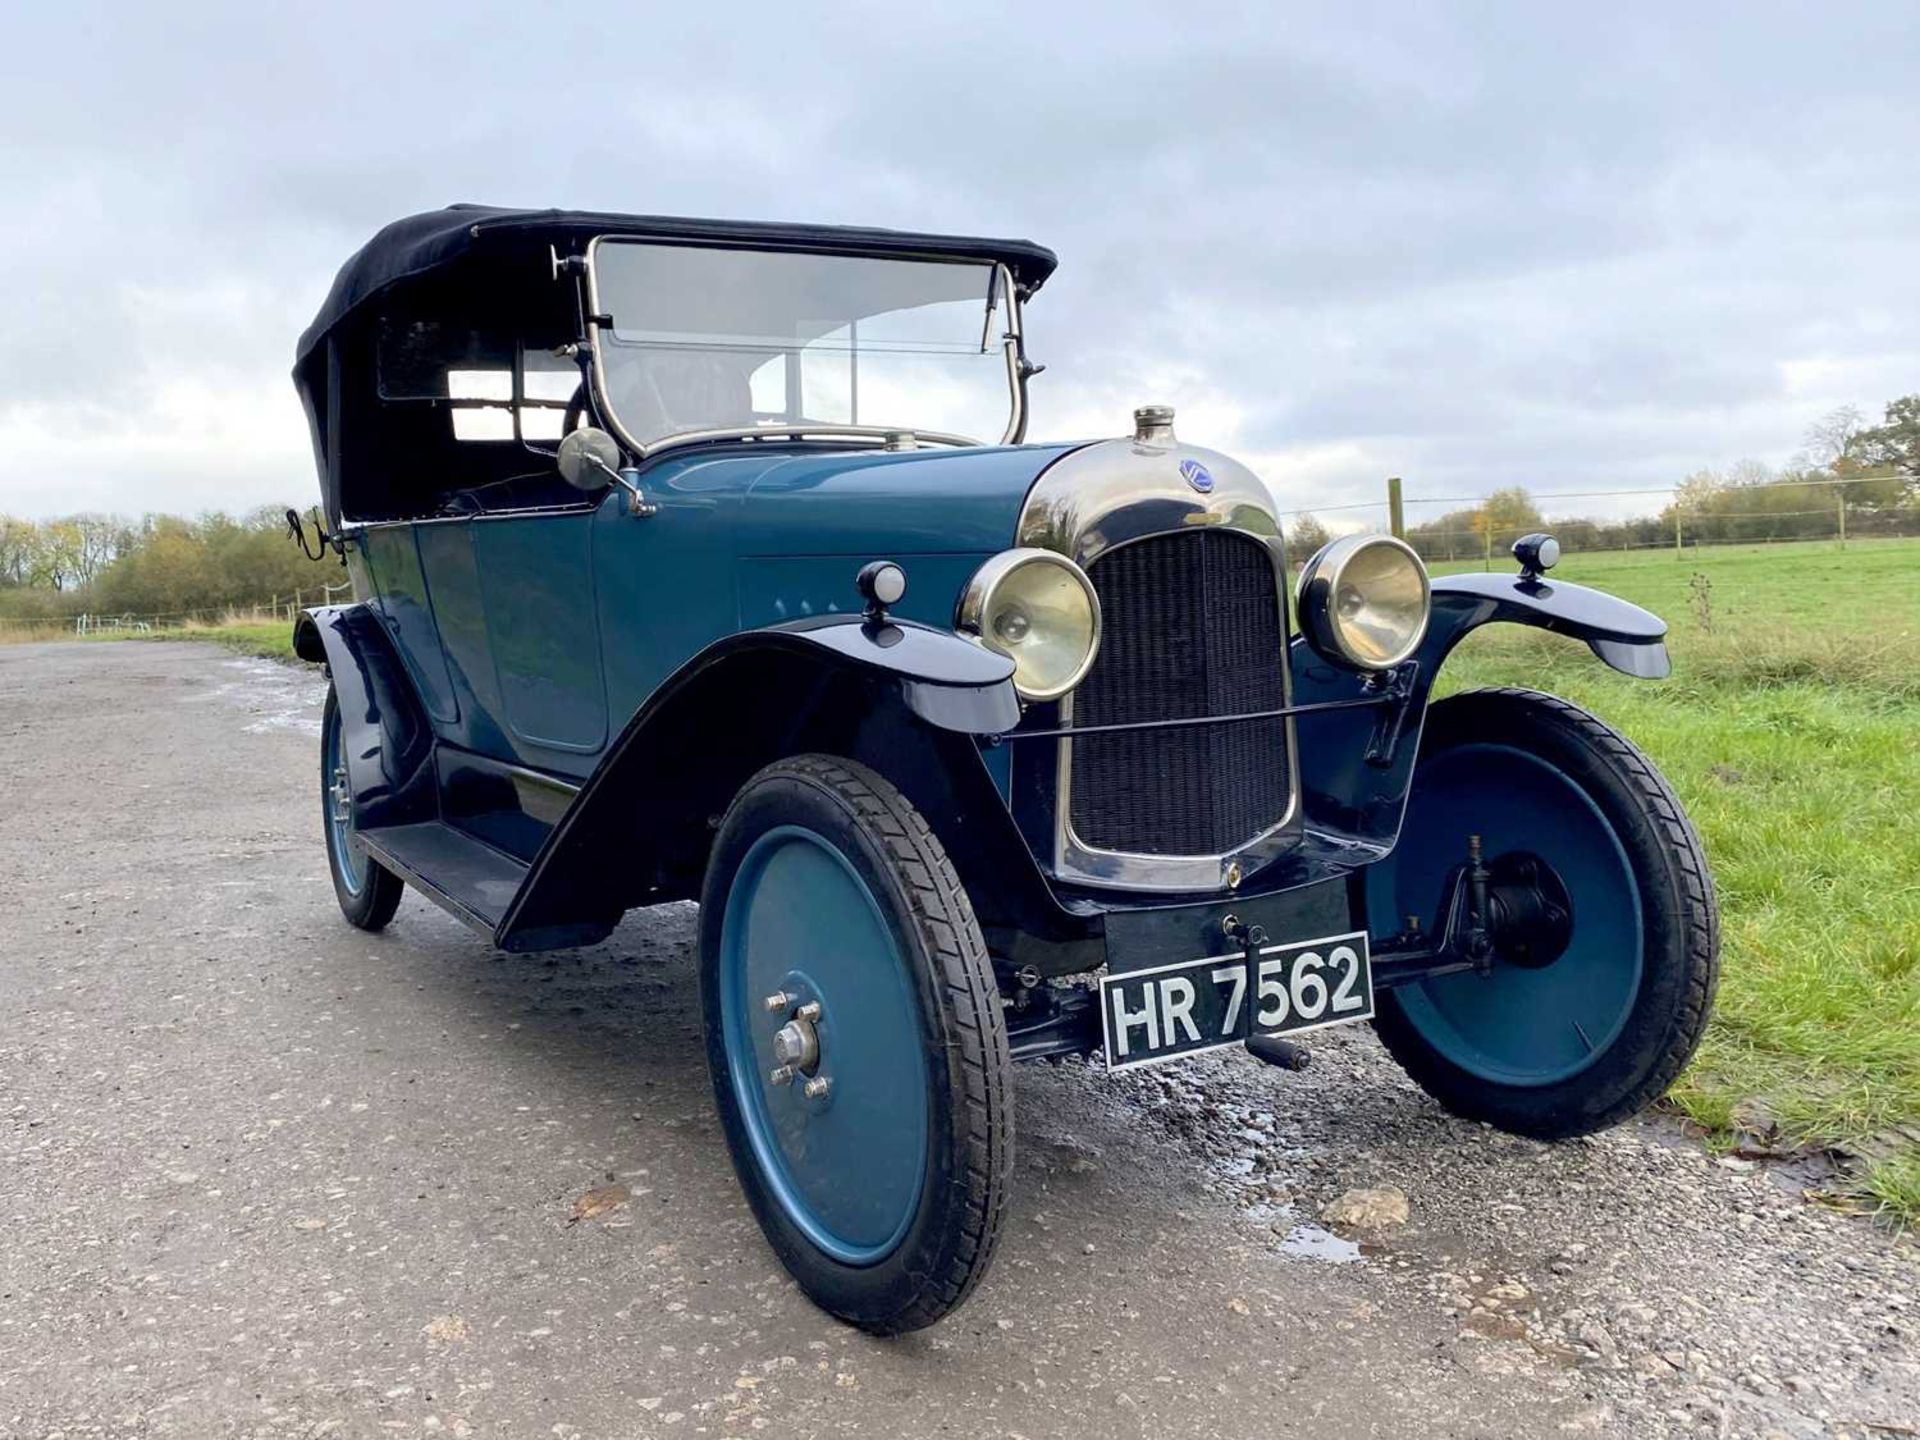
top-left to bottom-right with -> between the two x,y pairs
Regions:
294,205 -> 1058,523
296,204 -> 1060,364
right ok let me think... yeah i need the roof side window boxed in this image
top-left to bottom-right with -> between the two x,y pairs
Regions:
444,365 -> 576,441
379,318 -> 579,443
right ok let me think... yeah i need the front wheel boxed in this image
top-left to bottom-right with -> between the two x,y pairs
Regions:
321,689 -> 404,932
699,755 -> 1013,1334
1369,688 -> 1718,1138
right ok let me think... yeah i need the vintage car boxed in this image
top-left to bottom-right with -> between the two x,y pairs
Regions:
292,205 -> 1718,1333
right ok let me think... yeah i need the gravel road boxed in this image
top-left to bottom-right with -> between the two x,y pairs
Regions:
2,641 -> 1914,1440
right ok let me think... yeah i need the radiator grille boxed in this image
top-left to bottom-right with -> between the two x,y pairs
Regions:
1068,529 -> 1291,856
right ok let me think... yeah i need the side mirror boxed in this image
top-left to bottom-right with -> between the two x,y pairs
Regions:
557,427 -> 623,492
556,426 -> 658,519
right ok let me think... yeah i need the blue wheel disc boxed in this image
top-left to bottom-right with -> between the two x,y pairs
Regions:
1369,743 -> 1643,1087
322,701 -> 367,897
719,825 -> 930,1265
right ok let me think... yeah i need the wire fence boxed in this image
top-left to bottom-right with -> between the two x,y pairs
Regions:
1281,473 -> 1920,565
0,580 -> 352,640
1284,470 -> 1897,518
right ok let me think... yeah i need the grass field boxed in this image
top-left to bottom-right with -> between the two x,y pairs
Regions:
1436,538 -> 1919,1223
134,538 -> 1920,1223
145,619 -> 300,661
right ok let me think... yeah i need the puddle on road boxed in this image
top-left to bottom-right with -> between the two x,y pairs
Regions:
1277,1222 -> 1366,1264
1241,1200 -> 1376,1265
182,658 -> 328,736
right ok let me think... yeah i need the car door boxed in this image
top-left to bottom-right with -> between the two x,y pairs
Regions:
390,338 -> 611,776
466,508 -> 607,775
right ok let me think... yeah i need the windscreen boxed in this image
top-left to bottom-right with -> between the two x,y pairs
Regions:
590,241 -> 1011,449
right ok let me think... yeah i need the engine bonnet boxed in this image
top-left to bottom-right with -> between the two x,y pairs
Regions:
725,441 -> 1083,558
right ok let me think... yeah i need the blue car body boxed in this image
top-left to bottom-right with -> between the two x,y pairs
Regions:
292,205 -> 1672,1046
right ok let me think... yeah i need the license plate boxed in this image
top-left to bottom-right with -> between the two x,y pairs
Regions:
1099,930 -> 1374,1071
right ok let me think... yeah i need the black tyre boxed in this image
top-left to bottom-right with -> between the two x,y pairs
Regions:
699,755 -> 1012,1334
321,688 -> 404,932
1370,688 -> 1718,1138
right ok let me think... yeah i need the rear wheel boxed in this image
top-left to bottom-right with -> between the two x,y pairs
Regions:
321,689 -> 404,932
699,755 -> 1012,1334
1370,688 -> 1717,1138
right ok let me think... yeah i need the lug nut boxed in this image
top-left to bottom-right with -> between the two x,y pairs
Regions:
769,1065 -> 794,1086
796,1001 -> 822,1022
763,991 -> 792,1013
803,1076 -> 832,1100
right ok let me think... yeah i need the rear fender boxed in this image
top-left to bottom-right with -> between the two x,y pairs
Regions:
494,617 -> 1066,950
294,605 -> 437,829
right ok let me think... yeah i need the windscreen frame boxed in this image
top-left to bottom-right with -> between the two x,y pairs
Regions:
582,235 -> 1029,458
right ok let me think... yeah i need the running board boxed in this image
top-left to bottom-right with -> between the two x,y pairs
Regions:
356,821 -> 527,938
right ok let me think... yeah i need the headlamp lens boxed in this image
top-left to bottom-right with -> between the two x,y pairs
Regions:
961,550 -> 1101,700
1299,535 -> 1431,670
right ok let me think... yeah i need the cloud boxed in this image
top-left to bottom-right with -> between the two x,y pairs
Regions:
0,0 -> 1914,519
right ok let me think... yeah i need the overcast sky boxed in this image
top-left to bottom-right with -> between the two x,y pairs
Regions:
2,1 -> 1914,528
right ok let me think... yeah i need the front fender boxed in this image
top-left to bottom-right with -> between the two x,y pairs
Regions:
293,605 -> 436,829
494,617 -> 1027,950
1426,571 -> 1670,678
1287,570 -> 1669,857
772,614 -> 1021,732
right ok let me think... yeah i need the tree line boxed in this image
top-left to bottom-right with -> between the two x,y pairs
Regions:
1287,393 -> 1920,561
0,508 -> 343,622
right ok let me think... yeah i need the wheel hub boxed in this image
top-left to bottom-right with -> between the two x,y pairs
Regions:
329,765 -> 352,825
771,1016 -> 820,1072
1485,851 -> 1575,969
764,994 -> 830,1096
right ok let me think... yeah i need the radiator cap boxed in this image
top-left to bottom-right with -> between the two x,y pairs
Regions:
1133,404 -> 1176,446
